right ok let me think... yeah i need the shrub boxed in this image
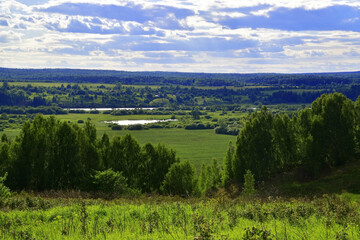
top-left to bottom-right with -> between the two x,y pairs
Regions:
243,227 -> 272,240
111,125 -> 122,130
185,123 -> 214,130
215,126 -> 239,136
0,173 -> 11,205
127,124 -> 143,130
148,124 -> 163,129
162,161 -> 197,196
242,170 -> 256,196
92,169 -> 129,195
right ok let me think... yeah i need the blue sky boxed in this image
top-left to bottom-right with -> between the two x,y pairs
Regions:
0,0 -> 360,73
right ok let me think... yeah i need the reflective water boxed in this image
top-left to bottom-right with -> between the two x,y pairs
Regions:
105,119 -> 177,126
66,108 -> 155,111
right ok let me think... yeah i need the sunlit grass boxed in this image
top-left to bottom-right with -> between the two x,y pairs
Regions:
1,193 -> 359,239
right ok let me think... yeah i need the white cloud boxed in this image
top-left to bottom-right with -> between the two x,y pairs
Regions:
0,0 -> 359,73
0,31 -> 21,43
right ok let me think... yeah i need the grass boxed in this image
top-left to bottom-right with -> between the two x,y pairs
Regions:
2,112 -> 236,169
1,193 -> 359,239
279,160 -> 360,197
56,113 -> 236,168
112,129 -> 235,168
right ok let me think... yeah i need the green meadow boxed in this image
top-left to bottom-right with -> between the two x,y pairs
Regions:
57,113 -> 236,168
2,112 -> 237,168
1,193 -> 359,240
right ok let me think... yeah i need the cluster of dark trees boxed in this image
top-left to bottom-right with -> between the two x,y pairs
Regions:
0,116 -> 179,193
223,93 -> 360,187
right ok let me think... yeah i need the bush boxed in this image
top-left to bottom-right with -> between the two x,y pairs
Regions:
148,124 -> 163,129
185,123 -> 214,130
111,125 -> 123,130
0,173 -> 11,206
0,113 -> 8,120
69,110 -> 86,114
215,126 -> 239,136
127,124 -> 143,130
242,170 -> 256,196
92,169 -> 129,195
162,161 -> 197,196
243,227 -> 272,240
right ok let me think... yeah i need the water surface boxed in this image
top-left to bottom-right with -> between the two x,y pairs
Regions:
66,107 -> 155,111
105,119 -> 177,126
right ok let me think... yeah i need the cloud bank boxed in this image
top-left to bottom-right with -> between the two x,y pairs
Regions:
0,0 -> 359,73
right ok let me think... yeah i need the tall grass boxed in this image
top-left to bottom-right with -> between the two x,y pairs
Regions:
0,193 -> 359,239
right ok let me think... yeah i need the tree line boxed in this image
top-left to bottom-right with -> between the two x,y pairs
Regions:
2,80 -> 360,109
0,116 -> 179,194
1,68 -> 360,87
223,93 -> 360,188
0,93 -> 359,196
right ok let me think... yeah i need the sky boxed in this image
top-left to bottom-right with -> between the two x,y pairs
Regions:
0,0 -> 360,73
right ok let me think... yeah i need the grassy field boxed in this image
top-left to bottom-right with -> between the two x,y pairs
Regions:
1,193 -> 359,239
2,112 -> 237,168
56,113 -> 236,168
113,129 -> 235,168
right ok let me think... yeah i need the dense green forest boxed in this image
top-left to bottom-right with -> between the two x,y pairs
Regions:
1,68 -> 360,86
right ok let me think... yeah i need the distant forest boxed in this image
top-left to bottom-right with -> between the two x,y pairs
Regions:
1,68 -> 360,108
1,68 -> 360,86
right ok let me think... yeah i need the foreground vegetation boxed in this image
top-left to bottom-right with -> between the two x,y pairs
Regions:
1,68 -> 360,239
0,193 -> 359,239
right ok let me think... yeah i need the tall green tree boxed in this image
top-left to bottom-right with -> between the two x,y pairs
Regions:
13,121 -> 33,189
52,121 -> 82,189
222,141 -> 234,188
233,106 -> 274,183
354,96 -> 360,150
78,120 -> 100,172
310,93 -> 355,168
108,136 -> 124,173
272,114 -> 298,171
98,133 -> 110,170
120,134 -> 141,188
